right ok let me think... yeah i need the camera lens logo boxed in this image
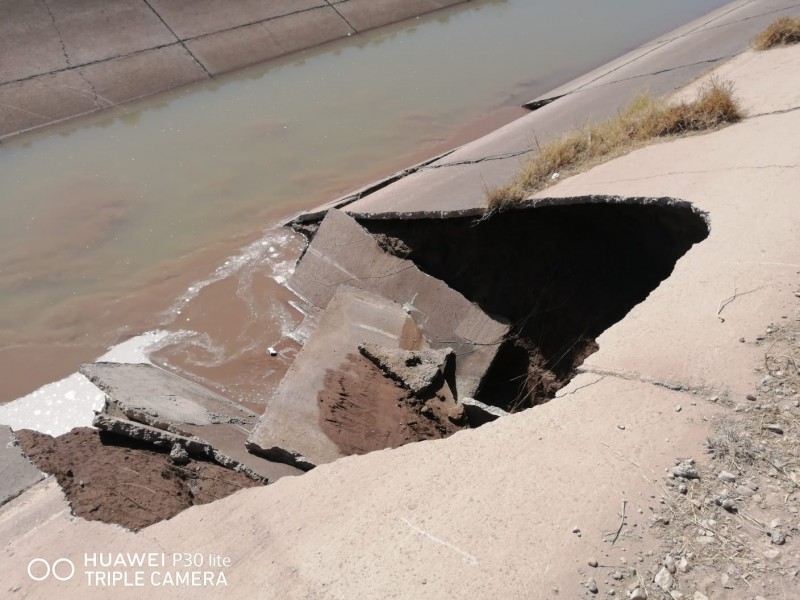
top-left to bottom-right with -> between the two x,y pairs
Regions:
27,558 -> 75,581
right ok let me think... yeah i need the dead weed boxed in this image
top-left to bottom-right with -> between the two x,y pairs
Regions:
487,80 -> 744,210
752,17 -> 800,51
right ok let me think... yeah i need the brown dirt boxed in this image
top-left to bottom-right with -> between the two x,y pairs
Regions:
318,353 -> 466,456
15,428 -> 264,532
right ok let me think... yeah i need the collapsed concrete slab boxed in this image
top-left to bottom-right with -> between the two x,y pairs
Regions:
0,425 -> 44,506
247,285 -> 469,469
91,414 -> 274,482
288,209 -> 509,399
82,363 -> 301,481
80,362 -> 256,429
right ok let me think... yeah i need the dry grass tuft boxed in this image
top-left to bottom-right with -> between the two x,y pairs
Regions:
752,16 -> 800,51
487,80 -> 743,210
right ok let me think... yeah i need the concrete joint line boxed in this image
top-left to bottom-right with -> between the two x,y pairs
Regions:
140,0 -> 212,78
40,0 -> 102,105
324,0 -> 358,34
526,2 -> 800,110
558,0 -> 751,98
675,2 -> 800,39
179,5 -> 343,44
555,375 -> 607,398
527,55 -> 735,110
0,42 -> 185,88
578,367 -> 712,398
419,148 -> 535,170
747,104 -> 800,119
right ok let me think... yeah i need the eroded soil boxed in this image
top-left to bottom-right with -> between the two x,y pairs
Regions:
16,428 -> 263,531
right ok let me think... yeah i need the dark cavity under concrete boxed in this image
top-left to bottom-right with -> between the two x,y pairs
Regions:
353,196 -> 710,412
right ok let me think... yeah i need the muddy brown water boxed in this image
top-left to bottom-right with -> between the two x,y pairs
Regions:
0,0 -> 730,404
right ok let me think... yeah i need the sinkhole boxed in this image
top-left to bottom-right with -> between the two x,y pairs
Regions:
357,196 -> 709,416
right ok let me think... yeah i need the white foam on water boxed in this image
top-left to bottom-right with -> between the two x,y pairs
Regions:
97,329 -> 170,363
0,330 -> 168,436
162,226 -> 305,321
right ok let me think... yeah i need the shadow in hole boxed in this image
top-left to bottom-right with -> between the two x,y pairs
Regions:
358,198 -> 708,412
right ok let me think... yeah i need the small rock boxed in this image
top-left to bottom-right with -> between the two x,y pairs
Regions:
770,528 -> 787,545
588,559 -> 598,568
676,557 -> 690,573
587,577 -> 598,594
674,405 -> 682,413
664,555 -> 676,574
572,526 -> 581,534
670,592 -> 684,600
746,394 -> 757,401
693,593 -> 709,600
671,461 -> 700,480
629,589 -> 647,600
611,571 -> 623,581
678,484 -> 687,495
654,567 -> 673,591
169,443 -> 190,465
266,346 -> 278,356
764,424 -> 784,435
736,485 -> 754,497
617,424 -> 626,430
720,573 -> 731,588
763,548 -> 781,560
717,471 -> 736,483
718,497 -> 736,512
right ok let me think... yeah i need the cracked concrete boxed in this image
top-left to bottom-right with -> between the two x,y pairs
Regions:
0,0 -> 469,138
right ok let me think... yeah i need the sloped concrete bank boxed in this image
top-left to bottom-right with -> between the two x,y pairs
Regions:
0,0 -> 470,138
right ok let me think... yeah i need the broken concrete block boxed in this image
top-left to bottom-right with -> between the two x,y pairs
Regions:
0,425 -> 44,506
358,343 -> 454,397
80,363 -> 256,431
288,209 -> 508,398
92,414 -> 279,482
461,397 -> 509,427
84,364 -> 302,481
247,285 -> 444,470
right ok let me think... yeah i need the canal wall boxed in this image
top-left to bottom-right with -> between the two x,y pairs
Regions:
0,0 -> 469,139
